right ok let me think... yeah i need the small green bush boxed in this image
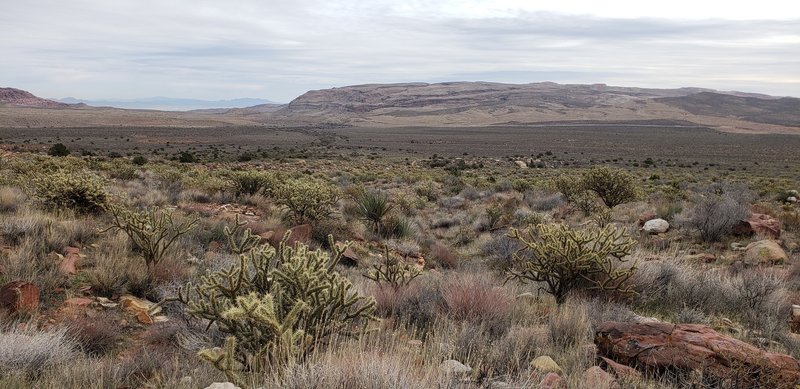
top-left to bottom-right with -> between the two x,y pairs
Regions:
355,191 -> 394,235
581,166 -> 638,208
273,178 -> 340,225
229,170 -> 277,197
47,143 -> 70,157
131,156 -> 148,166
30,169 -> 109,213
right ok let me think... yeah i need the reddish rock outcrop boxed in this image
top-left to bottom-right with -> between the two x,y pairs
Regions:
595,321 -> 800,387
0,281 -> 40,312
0,87 -> 69,108
59,246 -> 81,275
732,213 -> 781,239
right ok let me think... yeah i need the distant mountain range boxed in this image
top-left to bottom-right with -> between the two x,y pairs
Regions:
2,82 -> 799,134
54,96 -> 281,111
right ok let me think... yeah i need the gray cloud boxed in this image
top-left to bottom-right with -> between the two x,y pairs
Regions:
0,0 -> 798,101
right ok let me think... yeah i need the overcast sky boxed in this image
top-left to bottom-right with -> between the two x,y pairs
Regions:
1,0 -> 798,102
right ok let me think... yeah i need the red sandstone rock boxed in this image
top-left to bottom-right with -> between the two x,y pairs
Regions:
0,281 -> 40,312
732,213 -> 781,239
59,246 -> 81,275
595,321 -> 800,387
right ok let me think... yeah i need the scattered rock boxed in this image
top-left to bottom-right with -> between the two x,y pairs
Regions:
120,295 -> 166,324
730,242 -> 745,251
595,321 -> 800,387
743,240 -> 788,265
204,383 -> 241,389
636,211 -> 656,227
685,253 -> 716,263
642,218 -> 669,234
582,366 -> 618,389
514,160 -> 528,168
538,372 -> 564,389
788,196 -> 798,203
600,356 -> 641,381
58,246 -> 81,275
515,292 -> 536,302
531,355 -> 562,374
340,245 -> 359,266
440,359 -> 471,374
0,281 -> 39,312
64,297 -> 93,307
733,213 -> 781,239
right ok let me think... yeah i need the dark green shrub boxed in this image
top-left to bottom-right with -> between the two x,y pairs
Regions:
47,143 -> 70,157
131,156 -> 148,166
581,166 -> 638,208
229,170 -> 277,197
30,169 -> 108,213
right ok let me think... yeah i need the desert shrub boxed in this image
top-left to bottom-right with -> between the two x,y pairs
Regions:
273,177 -> 340,225
0,186 -> 26,212
178,151 -> 196,163
363,248 -> 422,290
525,190 -> 565,211
482,234 -> 524,271
581,166 -> 638,208
550,174 -> 584,202
176,225 -> 376,386
65,313 -> 122,356
414,180 -> 439,201
355,190 -> 394,235
229,170 -> 277,197
132,155 -> 148,165
507,223 -> 637,305
632,260 -> 733,315
441,273 -> 513,336
272,351 -> 426,389
676,307 -> 711,324
430,242 -> 458,269
0,327 -> 77,375
377,276 -> 444,330
103,205 -> 199,268
29,169 -> 108,213
548,299 -> 593,348
688,183 -> 752,242
47,143 -> 70,157
381,215 -> 414,239
512,178 -> 533,193
781,207 -> 800,233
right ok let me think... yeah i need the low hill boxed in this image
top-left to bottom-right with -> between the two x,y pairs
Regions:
0,87 -> 69,108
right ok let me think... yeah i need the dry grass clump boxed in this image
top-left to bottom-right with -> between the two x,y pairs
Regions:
0,326 -> 78,375
441,273 -> 513,336
0,186 -> 26,212
65,312 -> 122,356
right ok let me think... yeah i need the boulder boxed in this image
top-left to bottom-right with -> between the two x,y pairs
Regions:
0,281 -> 39,312
743,240 -> 788,265
733,213 -> 781,239
600,356 -> 641,381
582,366 -> 618,389
538,372 -> 564,389
204,383 -> 240,389
595,321 -> 800,387
340,245 -> 359,266
642,218 -> 669,234
263,224 -> 312,248
636,211 -> 656,227
58,246 -> 81,275
514,160 -> 528,169
120,295 -> 167,324
789,196 -> 798,203
439,359 -> 471,374
531,355 -> 562,374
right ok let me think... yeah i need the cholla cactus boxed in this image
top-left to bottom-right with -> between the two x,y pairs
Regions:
103,204 -> 198,267
177,228 -> 375,385
363,246 -> 422,290
506,223 -> 637,305
272,178 -> 340,225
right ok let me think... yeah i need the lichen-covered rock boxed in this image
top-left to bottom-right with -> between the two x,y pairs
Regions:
743,240 -> 788,265
642,218 -> 669,234
531,355 -> 562,374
